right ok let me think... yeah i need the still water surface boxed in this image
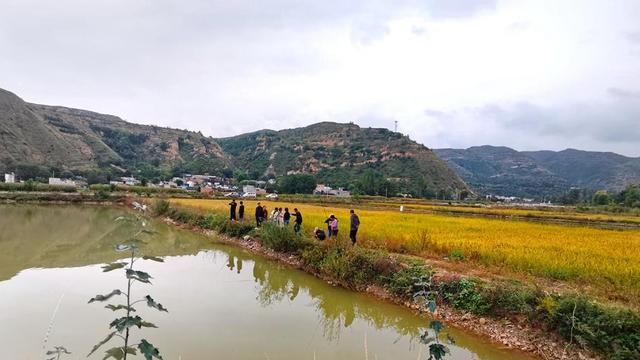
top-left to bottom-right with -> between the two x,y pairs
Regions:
0,204 -> 534,359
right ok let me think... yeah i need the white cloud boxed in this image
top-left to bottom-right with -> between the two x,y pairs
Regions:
0,0 -> 639,156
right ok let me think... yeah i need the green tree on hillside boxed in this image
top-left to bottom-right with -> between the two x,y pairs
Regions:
620,184 -> 640,207
592,190 -> 611,206
277,174 -> 316,194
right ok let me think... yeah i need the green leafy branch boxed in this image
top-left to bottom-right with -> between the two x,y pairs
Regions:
88,210 -> 166,360
413,270 -> 454,360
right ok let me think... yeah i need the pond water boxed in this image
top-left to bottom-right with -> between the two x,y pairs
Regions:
0,204 -> 535,359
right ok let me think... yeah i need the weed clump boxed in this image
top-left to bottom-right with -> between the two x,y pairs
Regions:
151,199 -> 170,216
441,278 -> 491,315
386,263 -> 434,297
310,245 -> 397,288
551,297 -> 640,359
218,220 -> 255,238
259,223 -> 310,253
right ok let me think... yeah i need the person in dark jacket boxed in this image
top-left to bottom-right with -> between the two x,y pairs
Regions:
292,208 -> 303,235
314,227 -> 326,241
239,201 -> 245,221
229,199 -> 237,221
283,207 -> 291,227
349,209 -> 360,245
255,202 -> 263,227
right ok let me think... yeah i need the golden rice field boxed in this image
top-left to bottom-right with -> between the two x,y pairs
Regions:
369,201 -> 640,224
170,198 -> 640,300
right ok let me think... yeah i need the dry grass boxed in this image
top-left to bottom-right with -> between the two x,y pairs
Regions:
170,198 -> 640,301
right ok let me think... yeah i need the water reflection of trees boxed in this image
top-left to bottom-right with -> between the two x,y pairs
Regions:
227,252 -> 424,343
0,205 -> 214,281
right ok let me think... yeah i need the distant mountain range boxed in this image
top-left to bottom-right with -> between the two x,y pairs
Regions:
0,88 -> 467,195
435,146 -> 640,198
3,87 -> 637,198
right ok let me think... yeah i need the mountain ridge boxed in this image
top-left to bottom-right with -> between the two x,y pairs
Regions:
435,145 -> 640,198
0,88 -> 468,196
218,121 -> 468,194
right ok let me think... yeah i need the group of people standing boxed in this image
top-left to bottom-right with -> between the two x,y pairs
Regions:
314,210 -> 360,245
228,199 -> 360,245
228,199 -> 244,221
251,202 -> 303,234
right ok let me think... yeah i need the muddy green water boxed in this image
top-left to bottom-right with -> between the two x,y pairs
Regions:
0,204 -> 535,360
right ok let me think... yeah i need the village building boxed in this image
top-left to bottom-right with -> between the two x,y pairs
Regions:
4,173 -> 16,183
48,177 -> 76,187
314,184 -> 351,197
314,184 -> 332,195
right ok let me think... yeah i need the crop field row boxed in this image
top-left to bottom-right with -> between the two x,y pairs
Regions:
170,198 -> 640,302
367,202 -> 640,225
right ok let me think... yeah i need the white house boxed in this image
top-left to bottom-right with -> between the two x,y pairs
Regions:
243,185 -> 257,197
121,177 -> 140,186
4,173 -> 16,183
314,184 -> 332,195
48,177 -> 76,187
332,188 -> 351,198
313,184 -> 351,197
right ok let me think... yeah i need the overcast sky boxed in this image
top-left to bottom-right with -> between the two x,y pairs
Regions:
1,0 -> 639,156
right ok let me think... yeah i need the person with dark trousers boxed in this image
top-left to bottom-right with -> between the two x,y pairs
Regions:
324,215 -> 334,237
293,208 -> 303,235
328,214 -> 339,237
349,209 -> 360,245
255,202 -> 263,227
283,207 -> 291,227
239,201 -> 245,221
229,199 -> 237,221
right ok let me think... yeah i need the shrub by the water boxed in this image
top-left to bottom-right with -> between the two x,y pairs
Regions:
551,297 -> 640,359
260,223 -> 311,253
301,244 -> 329,271
218,220 -> 254,237
441,278 -> 491,315
151,199 -> 171,216
386,262 -> 434,297
481,283 -> 540,316
317,245 -> 396,288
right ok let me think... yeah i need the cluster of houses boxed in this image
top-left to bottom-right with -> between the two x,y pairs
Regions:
485,194 -> 535,203
110,176 -> 140,186
154,174 -> 239,194
3,173 -> 83,187
313,184 -> 351,197
3,171 -> 353,199
150,174 -> 279,197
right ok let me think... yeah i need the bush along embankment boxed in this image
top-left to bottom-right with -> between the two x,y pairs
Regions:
151,200 -> 639,360
0,180 -> 77,193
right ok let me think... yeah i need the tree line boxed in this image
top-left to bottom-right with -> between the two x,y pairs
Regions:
554,184 -> 640,208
